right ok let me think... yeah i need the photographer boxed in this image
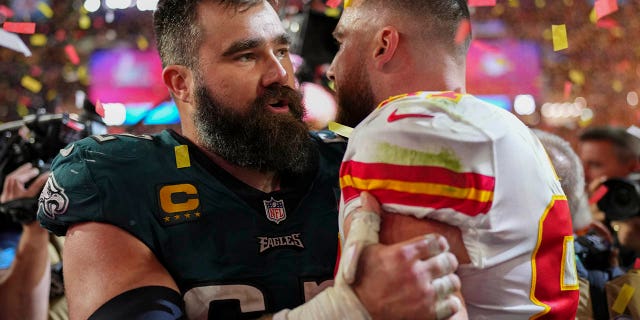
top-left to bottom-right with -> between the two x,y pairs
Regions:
0,163 -> 68,320
577,126 -> 640,319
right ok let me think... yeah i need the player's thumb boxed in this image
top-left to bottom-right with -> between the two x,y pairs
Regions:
339,192 -> 382,285
359,191 -> 381,217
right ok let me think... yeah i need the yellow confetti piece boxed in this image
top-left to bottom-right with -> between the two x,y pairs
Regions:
17,104 -> 29,117
175,145 -> 191,168
324,7 -> 341,18
535,0 -> 545,8
508,0 -> 519,7
328,122 -> 353,139
46,89 -> 57,101
569,69 -> 585,86
552,24 -> 568,51
491,4 -> 505,16
77,65 -> 88,82
137,36 -> 149,51
21,75 -> 42,93
612,79 -> 623,92
79,15 -> 91,29
612,283 -> 635,314
590,8 -> 597,23
563,0 -> 573,5
37,2 -> 54,18
30,34 -> 47,46
344,0 -> 351,8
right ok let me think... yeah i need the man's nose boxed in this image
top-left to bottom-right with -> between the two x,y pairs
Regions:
262,54 -> 288,87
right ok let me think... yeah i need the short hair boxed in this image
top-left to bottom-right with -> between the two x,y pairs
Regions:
359,0 -> 471,55
579,126 -> 640,164
533,129 -> 592,231
153,0 -> 276,68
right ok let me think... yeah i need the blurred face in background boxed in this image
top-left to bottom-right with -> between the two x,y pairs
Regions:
579,140 -> 636,185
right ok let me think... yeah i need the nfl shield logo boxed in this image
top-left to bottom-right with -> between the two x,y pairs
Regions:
263,197 -> 286,224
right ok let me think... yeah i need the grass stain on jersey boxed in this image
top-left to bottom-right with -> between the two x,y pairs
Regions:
374,142 -> 462,171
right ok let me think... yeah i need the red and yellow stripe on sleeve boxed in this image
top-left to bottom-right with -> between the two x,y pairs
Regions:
340,161 -> 495,217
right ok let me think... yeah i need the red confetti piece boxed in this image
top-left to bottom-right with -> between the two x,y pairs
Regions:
594,0 -> 618,21
634,258 -> 640,270
65,44 -> 80,65
455,19 -> 471,44
2,22 -> 36,34
0,5 -> 14,18
563,81 -> 572,100
95,100 -> 105,118
589,185 -> 609,205
596,17 -> 619,29
326,0 -> 342,8
468,0 -> 496,7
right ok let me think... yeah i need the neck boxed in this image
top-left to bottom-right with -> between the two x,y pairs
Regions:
180,126 -> 281,193
203,148 -> 281,193
373,48 -> 466,102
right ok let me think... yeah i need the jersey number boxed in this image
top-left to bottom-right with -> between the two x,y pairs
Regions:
183,280 -> 333,320
530,196 -> 579,319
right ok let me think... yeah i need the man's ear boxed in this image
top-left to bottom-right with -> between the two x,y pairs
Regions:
372,26 -> 399,70
162,65 -> 193,103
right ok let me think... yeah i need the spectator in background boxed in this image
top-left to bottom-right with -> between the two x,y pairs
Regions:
533,129 -> 616,319
578,126 -> 640,196
0,163 -> 68,320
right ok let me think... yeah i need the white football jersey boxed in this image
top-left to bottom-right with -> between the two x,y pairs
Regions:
339,92 -> 579,319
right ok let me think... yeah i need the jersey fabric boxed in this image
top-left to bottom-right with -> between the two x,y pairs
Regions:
37,129 -> 345,320
338,91 -> 579,319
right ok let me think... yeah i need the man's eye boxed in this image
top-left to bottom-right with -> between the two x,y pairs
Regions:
237,54 -> 255,62
276,48 -> 289,59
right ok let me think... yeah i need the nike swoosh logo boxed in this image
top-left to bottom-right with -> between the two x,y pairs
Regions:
387,109 -> 435,122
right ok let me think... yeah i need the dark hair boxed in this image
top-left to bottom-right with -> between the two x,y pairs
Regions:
360,0 -> 471,54
153,0 -> 275,68
579,126 -> 640,163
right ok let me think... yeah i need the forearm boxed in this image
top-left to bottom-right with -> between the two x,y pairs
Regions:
0,223 -> 51,320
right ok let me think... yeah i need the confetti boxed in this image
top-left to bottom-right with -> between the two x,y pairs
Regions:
611,284 -> 635,314
0,5 -> 13,18
37,2 -> 54,19
594,0 -> 618,21
65,44 -> 80,65
597,17 -> 619,29
30,34 -> 47,46
0,29 -> 32,56
326,0 -> 342,8
3,22 -> 36,34
328,122 -> 353,138
95,100 -> 105,118
455,19 -> 471,44
563,81 -> 572,100
79,15 -> 91,30
468,0 -> 496,7
175,145 -> 191,168
569,69 -> 585,86
21,76 -> 42,93
551,24 -> 568,51
508,0 -> 520,7
137,35 -> 149,51
589,185 -> 608,205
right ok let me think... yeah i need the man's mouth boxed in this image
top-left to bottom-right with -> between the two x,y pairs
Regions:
267,99 -> 290,113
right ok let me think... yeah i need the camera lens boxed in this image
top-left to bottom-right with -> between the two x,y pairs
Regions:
597,177 -> 640,221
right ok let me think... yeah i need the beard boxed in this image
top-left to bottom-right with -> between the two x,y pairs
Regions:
334,59 -> 377,128
193,83 -> 314,175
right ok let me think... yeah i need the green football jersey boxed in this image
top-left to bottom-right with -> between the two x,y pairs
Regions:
38,129 -> 346,319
